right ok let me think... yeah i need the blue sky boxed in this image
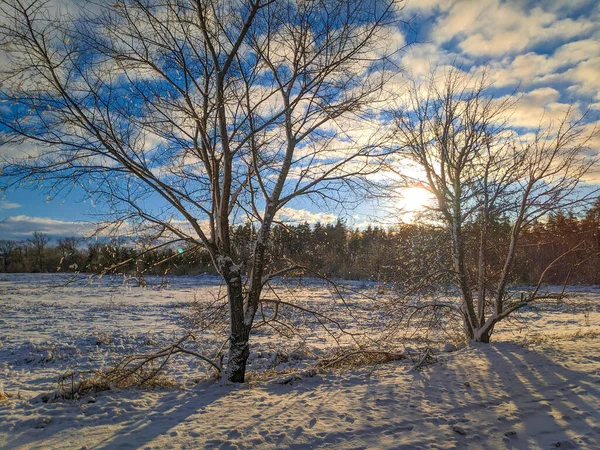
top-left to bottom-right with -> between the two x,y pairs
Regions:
1,0 -> 599,240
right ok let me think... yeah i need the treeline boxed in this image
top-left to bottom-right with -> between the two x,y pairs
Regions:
0,233 -> 212,277
3,199 -> 600,285
0,221 -> 443,281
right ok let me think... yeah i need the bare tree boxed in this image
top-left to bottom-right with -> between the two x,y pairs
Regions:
57,236 -> 81,270
27,231 -> 50,273
0,239 -> 17,272
0,0 -> 403,381
390,67 -> 596,343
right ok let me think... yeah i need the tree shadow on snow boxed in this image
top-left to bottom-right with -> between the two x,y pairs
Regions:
4,342 -> 599,449
411,341 -> 600,449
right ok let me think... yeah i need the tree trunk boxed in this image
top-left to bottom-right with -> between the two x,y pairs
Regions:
451,218 -> 477,341
227,321 -> 251,383
219,256 -> 252,383
476,212 -> 487,327
463,315 -> 475,341
473,327 -> 491,343
219,216 -> 274,383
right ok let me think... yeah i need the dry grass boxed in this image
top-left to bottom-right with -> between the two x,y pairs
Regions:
51,366 -> 177,402
244,349 -> 408,384
526,328 -> 600,344
319,350 -> 407,371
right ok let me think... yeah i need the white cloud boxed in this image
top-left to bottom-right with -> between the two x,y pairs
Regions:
486,39 -> 600,100
0,215 -> 97,240
497,87 -> 577,129
401,0 -> 452,15
557,57 -> 600,101
432,0 -> 596,58
0,141 -> 43,161
396,0 -> 600,147
553,38 -> 600,65
276,207 -> 337,224
0,200 -> 20,210
400,44 -> 457,80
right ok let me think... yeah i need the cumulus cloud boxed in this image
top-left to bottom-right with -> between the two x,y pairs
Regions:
431,0 -> 596,58
487,41 -> 600,100
557,57 -> 600,101
496,87 -> 577,129
396,0 -> 600,156
400,1 -> 600,103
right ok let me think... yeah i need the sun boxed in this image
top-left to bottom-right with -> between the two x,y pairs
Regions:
399,186 -> 434,213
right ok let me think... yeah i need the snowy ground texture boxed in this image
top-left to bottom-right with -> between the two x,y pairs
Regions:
1,273 -> 599,449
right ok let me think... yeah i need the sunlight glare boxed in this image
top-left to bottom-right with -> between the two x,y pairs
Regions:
399,186 -> 434,213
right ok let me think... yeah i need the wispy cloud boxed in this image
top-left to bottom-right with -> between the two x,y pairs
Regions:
0,201 -> 21,210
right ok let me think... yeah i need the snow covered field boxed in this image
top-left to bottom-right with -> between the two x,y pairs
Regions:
1,274 -> 599,449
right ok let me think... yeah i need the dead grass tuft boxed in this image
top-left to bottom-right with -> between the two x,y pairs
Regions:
319,349 -> 406,371
50,365 -> 177,402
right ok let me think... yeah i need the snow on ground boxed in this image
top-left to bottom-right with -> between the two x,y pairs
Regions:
1,274 -> 599,449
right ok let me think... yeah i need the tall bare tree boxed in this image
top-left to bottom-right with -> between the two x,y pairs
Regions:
0,239 -> 17,271
390,68 -> 596,343
0,0 -> 403,381
27,231 -> 50,272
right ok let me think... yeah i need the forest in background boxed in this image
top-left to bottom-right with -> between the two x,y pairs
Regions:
2,198 -> 600,286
